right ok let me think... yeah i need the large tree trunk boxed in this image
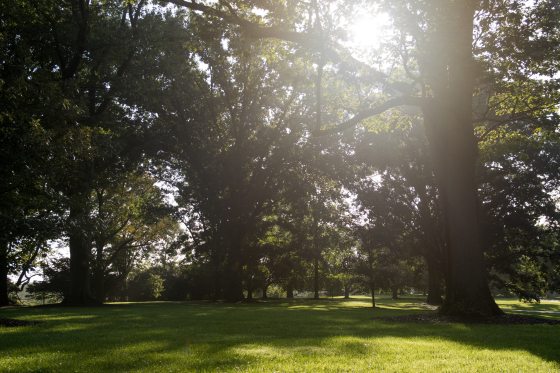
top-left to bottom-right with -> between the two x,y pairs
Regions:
426,256 -> 443,306
63,199 -> 99,306
246,277 -> 253,301
391,287 -> 399,300
222,229 -> 245,302
422,1 -> 501,317
313,257 -> 319,299
0,242 -> 9,307
223,262 -> 244,302
93,242 -> 105,303
210,247 -> 221,301
344,284 -> 350,299
286,282 -> 294,299
262,282 -> 269,299
370,282 -> 376,308
66,231 -> 97,305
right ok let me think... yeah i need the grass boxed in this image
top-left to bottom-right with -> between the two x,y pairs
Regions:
1,296 -> 559,372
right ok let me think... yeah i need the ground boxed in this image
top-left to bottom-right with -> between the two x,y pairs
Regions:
1,296 -> 559,372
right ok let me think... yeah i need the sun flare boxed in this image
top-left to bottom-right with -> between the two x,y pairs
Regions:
348,12 -> 392,49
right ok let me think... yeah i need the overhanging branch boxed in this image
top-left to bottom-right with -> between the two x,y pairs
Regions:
316,96 -> 426,135
165,0 -> 387,81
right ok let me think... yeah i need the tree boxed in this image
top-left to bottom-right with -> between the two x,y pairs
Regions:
90,171 -> 178,302
163,0 -> 500,315
0,0 -> 202,305
0,0 -> 64,306
479,118 -> 560,300
165,10 -> 330,301
352,117 -> 446,305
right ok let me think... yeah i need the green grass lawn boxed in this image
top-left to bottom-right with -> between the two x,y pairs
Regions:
1,296 -> 559,372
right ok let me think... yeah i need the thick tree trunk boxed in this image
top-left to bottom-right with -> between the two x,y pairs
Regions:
313,257 -> 319,299
0,242 -> 9,307
65,232 -> 97,305
223,262 -> 244,302
422,1 -> 501,317
425,107 -> 501,315
262,282 -> 269,299
63,198 -> 99,306
391,287 -> 399,300
93,241 -> 105,303
211,251 -> 221,301
286,283 -> 294,299
222,235 -> 244,302
344,285 -> 350,299
65,231 -> 98,305
426,256 -> 443,306
222,228 -> 245,302
370,282 -> 376,308
246,277 -> 253,301
93,269 -> 104,303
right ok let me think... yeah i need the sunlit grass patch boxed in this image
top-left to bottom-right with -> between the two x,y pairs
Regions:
1,297 -> 559,372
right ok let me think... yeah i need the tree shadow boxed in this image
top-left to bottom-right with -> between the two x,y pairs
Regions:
0,299 -> 559,371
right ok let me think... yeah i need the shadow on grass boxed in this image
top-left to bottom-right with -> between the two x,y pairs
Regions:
0,298 -> 559,371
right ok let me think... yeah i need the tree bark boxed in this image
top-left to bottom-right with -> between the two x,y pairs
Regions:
370,282 -> 376,308
222,233 -> 245,302
286,282 -> 294,299
0,242 -> 9,307
313,257 -> 319,299
262,282 -> 269,299
391,287 -> 399,300
222,226 -> 245,302
93,241 -> 105,303
422,1 -> 502,317
63,198 -> 99,306
344,284 -> 350,299
223,262 -> 244,302
426,256 -> 443,306
246,278 -> 253,301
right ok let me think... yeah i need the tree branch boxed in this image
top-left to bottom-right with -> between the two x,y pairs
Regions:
166,0 -> 387,81
316,96 -> 426,136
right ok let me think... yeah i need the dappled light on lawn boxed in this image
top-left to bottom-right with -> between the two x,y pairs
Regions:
1,298 -> 559,372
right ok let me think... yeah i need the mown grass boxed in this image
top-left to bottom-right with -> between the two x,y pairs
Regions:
1,296 -> 559,372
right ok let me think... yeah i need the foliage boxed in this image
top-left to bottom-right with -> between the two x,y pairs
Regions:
1,0 -> 559,310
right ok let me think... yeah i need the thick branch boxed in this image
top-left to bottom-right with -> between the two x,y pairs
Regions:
317,96 -> 426,135
63,0 -> 90,79
166,0 -> 387,81
475,107 -> 548,142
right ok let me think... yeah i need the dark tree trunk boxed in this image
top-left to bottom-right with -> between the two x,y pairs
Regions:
422,1 -> 501,317
222,228 -> 245,302
262,282 -> 269,299
93,269 -> 104,303
286,283 -> 294,299
93,241 -> 105,303
64,201 -> 99,306
0,242 -> 9,307
391,287 -> 399,300
313,257 -> 319,299
66,230 -> 97,305
246,276 -> 253,301
211,251 -> 221,301
426,257 -> 443,306
344,285 -> 350,299
370,282 -> 376,308
223,262 -> 244,302
222,236 -> 244,302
